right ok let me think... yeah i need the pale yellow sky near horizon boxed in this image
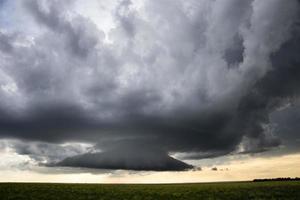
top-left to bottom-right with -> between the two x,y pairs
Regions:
1,153 -> 299,183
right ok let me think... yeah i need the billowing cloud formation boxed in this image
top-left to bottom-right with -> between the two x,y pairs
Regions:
0,0 -> 299,171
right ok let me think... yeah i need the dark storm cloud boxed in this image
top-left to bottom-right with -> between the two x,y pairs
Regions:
54,148 -> 193,171
271,102 -> 300,147
234,22 -> 300,153
0,0 -> 300,171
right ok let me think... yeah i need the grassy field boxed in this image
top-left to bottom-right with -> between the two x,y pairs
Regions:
1,181 -> 300,200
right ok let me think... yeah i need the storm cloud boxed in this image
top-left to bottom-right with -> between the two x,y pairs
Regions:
54,149 -> 193,171
0,0 -> 300,171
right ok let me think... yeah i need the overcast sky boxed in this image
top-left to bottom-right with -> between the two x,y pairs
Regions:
0,0 -> 300,182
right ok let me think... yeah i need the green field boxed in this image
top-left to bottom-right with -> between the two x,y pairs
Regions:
1,181 -> 300,200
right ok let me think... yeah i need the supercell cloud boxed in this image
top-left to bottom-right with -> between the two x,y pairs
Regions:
0,0 -> 300,171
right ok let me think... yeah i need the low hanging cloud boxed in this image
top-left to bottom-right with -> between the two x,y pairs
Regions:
0,0 -> 299,171
54,150 -> 193,171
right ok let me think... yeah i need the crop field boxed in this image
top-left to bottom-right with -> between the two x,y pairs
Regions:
1,181 -> 300,200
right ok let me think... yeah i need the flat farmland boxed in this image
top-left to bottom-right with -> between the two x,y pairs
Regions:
1,181 -> 300,200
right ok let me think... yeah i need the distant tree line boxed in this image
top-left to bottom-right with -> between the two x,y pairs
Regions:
253,177 -> 300,182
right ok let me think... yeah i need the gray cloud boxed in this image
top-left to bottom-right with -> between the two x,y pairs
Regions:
0,31 -> 14,52
25,0 -> 103,58
0,0 -> 299,171
9,140 -> 94,163
271,102 -> 300,146
0,0 -> 6,8
54,149 -> 193,171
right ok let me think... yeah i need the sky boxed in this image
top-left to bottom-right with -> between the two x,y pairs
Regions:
0,0 -> 300,183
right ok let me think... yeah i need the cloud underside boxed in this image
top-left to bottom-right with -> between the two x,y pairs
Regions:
0,0 -> 300,171
54,151 -> 194,171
